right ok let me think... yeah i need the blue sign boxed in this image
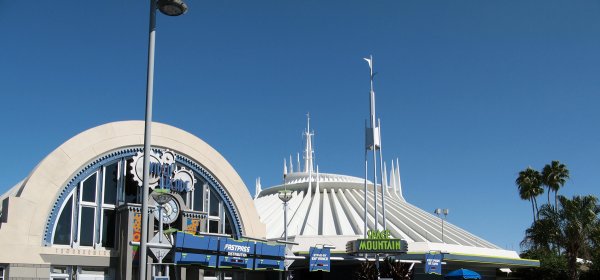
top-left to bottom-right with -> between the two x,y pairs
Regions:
425,253 -> 443,275
309,247 -> 330,272
218,238 -> 255,269
174,232 -> 219,253
174,232 -> 286,271
254,258 -> 284,271
254,242 -> 285,258
175,252 -> 217,267
254,242 -> 285,271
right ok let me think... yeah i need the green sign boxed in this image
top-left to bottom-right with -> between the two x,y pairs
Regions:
346,230 -> 408,254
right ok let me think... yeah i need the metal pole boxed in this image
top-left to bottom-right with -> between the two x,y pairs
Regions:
140,1 -> 156,279
378,119 -> 386,231
283,201 -> 288,241
283,200 -> 288,280
363,145 -> 368,239
371,103 -> 378,231
441,217 -> 444,243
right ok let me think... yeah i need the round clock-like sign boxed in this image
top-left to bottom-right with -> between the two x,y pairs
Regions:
154,196 -> 180,224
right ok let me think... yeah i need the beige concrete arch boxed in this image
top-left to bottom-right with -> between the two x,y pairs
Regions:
0,120 -> 265,264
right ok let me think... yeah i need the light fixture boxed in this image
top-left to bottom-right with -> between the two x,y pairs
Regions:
151,189 -> 173,205
278,189 -> 293,203
157,0 -> 188,16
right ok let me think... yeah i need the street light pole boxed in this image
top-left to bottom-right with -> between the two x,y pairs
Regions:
139,1 -> 157,279
278,190 -> 293,280
434,208 -> 449,243
140,1 -> 187,280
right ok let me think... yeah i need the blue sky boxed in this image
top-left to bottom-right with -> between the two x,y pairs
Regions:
1,1 -> 599,252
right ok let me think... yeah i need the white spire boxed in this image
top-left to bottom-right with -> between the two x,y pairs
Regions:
303,113 -> 315,173
254,177 -> 262,199
284,158 -> 288,177
390,160 -> 399,199
297,153 -> 301,173
315,165 -> 320,193
289,155 -> 294,174
396,158 -> 405,201
383,162 -> 388,196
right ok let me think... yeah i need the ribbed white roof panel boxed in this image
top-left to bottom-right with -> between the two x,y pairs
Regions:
254,172 -> 517,258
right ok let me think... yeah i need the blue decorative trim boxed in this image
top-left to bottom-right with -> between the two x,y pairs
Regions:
43,147 -> 244,245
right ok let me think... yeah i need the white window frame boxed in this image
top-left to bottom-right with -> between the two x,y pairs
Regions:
77,172 -> 98,248
98,162 -> 118,248
51,192 -> 75,246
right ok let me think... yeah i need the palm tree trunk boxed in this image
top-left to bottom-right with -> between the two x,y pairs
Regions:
555,191 -> 559,211
530,198 -> 536,222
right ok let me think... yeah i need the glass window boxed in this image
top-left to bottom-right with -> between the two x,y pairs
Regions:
209,191 -> 219,217
102,209 -> 115,248
124,159 -> 138,204
103,163 -> 118,205
0,266 -> 4,280
193,179 -> 204,211
54,196 -> 73,245
224,213 -> 233,235
80,207 -> 95,246
50,266 -> 72,280
209,220 -> 219,233
82,173 -> 97,203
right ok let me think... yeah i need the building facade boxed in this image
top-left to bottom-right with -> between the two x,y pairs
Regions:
0,121 -> 265,280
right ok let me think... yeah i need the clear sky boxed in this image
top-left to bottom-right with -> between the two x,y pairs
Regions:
1,1 -> 599,252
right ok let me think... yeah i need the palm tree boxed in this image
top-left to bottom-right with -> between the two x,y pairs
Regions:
522,204 -> 560,253
558,195 -> 599,280
516,167 -> 544,222
542,161 -> 570,210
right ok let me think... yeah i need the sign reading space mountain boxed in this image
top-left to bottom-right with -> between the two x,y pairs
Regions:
346,230 -> 408,254
130,150 -> 196,192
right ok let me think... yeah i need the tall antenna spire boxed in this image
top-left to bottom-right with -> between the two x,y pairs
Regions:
289,155 -> 294,174
284,158 -> 288,178
363,54 -> 382,231
303,113 -> 315,173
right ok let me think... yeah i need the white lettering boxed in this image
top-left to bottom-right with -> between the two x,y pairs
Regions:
224,243 -> 250,253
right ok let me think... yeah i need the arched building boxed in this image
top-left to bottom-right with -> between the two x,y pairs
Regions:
0,121 -> 265,280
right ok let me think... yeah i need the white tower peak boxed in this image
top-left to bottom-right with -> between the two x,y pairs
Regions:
254,177 -> 262,199
396,158 -> 405,201
315,165 -> 320,193
303,113 -> 315,173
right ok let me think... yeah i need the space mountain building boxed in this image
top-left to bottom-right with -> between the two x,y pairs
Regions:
253,118 -> 538,279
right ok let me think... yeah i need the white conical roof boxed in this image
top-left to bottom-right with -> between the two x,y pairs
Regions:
254,172 -> 519,259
